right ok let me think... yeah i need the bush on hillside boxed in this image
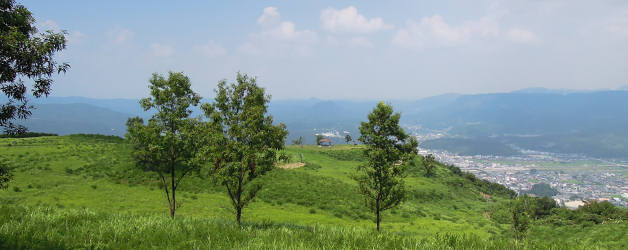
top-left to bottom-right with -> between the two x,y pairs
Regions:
0,132 -> 57,138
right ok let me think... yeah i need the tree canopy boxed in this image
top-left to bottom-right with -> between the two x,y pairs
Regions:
422,154 -> 436,177
126,72 -> 203,219
355,102 -> 418,231
527,183 -> 559,197
0,158 -> 13,190
1,0 -> 69,134
202,72 -> 287,225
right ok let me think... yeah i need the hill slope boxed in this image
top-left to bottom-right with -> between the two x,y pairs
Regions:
1,135 -> 626,248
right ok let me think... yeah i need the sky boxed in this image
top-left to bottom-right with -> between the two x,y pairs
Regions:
20,0 -> 628,100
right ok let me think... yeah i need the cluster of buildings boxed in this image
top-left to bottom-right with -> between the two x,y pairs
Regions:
419,148 -> 628,208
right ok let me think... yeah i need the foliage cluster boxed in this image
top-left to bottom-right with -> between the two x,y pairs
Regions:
0,0 -> 69,134
443,164 -> 516,198
125,72 -> 287,224
0,132 -> 57,138
525,183 -> 559,197
546,200 -> 628,226
355,102 -> 418,231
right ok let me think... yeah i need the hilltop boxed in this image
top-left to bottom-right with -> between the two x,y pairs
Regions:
0,135 -> 626,249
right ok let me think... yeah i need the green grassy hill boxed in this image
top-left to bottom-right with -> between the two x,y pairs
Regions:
0,135 -> 626,249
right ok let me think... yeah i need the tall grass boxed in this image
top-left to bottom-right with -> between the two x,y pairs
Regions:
0,205 -> 612,249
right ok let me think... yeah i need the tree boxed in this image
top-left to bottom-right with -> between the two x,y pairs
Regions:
354,102 -> 418,231
526,183 -> 559,197
511,195 -> 533,241
345,134 -> 352,144
292,136 -> 303,146
126,72 -> 203,219
0,159 -> 13,190
202,73 -> 287,225
1,0 -> 70,134
422,154 -> 436,177
315,134 -> 324,145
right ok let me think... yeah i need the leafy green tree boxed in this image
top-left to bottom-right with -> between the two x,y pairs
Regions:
278,152 -> 291,163
345,134 -> 352,144
315,134 -> 324,145
0,159 -> 13,190
355,102 -> 418,231
526,183 -> 559,197
422,154 -> 436,177
292,136 -> 303,145
511,195 -> 533,241
126,72 -> 203,219
202,73 -> 287,225
532,196 -> 558,219
1,0 -> 70,134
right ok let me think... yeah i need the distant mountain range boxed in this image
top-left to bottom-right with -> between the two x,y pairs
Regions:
6,88 -> 628,159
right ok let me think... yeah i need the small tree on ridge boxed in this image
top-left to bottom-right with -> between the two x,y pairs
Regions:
126,72 -> 203,219
355,102 -> 418,231
422,154 -> 436,177
202,73 -> 287,225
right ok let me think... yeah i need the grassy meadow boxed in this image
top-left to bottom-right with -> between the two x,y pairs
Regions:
0,135 -> 626,249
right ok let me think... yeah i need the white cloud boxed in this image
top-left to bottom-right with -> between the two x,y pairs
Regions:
326,35 -> 340,46
199,41 -> 227,57
258,7 -> 281,27
107,27 -> 134,45
392,15 -> 499,50
259,21 -> 318,44
605,14 -> 628,37
38,20 -> 86,44
68,31 -> 86,44
150,43 -> 174,57
40,20 -> 60,31
507,28 -> 540,44
325,35 -> 373,48
607,24 -> 628,37
240,7 -> 318,56
237,42 -> 261,55
321,6 -> 392,34
348,37 -> 374,48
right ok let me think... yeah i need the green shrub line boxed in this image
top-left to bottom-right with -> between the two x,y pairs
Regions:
0,132 -> 58,139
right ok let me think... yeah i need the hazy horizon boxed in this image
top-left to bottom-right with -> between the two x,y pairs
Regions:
20,0 -> 628,100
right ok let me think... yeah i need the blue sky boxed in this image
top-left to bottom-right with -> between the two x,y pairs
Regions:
21,0 -> 628,100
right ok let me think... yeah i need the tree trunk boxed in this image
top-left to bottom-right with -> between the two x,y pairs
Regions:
171,181 -> 176,219
376,199 -> 381,232
170,203 -> 175,219
170,158 -> 176,219
236,167 -> 243,226
236,207 -> 242,226
170,190 -> 176,219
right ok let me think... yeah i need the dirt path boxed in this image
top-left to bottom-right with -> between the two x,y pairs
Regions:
278,162 -> 306,169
